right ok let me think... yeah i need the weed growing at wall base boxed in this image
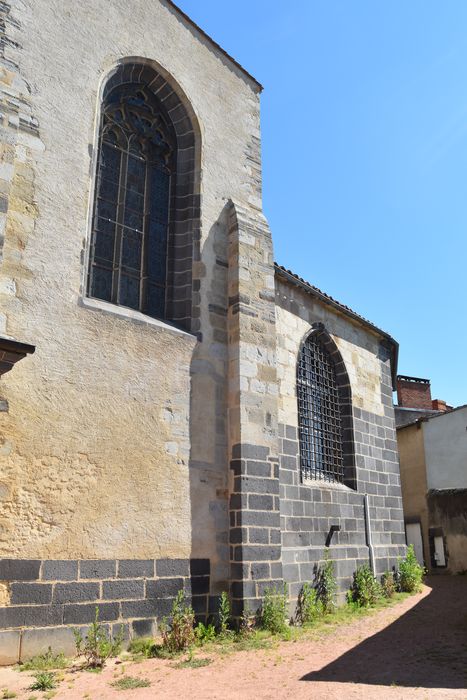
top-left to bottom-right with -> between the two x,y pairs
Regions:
381,570 -> 396,598
160,591 -> 196,653
218,591 -> 231,636
19,648 -> 68,672
257,584 -> 289,634
316,548 -> 337,613
194,622 -> 216,645
74,607 -> 123,669
295,582 -> 322,625
349,564 -> 382,607
398,545 -> 425,593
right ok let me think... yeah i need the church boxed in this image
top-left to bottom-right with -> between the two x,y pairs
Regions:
0,0 -> 405,660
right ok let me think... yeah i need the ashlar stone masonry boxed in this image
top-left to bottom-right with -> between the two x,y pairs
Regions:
0,0 -> 405,661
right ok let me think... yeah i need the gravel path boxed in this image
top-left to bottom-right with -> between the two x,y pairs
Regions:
0,576 -> 465,699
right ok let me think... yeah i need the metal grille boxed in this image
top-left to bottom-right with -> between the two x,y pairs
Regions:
89,83 -> 174,319
297,335 -> 344,483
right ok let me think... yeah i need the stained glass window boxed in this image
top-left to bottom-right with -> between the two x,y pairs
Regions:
88,83 -> 174,318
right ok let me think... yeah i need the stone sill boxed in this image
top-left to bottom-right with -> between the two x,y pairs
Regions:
79,296 -> 197,340
301,477 -> 356,493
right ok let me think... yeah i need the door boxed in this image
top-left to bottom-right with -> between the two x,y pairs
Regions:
433,535 -> 446,567
406,521 -> 424,566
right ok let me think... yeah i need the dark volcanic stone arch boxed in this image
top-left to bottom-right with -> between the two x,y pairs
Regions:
298,322 -> 357,489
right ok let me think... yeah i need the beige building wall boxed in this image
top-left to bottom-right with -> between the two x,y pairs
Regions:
0,0 -> 262,576
397,424 -> 430,566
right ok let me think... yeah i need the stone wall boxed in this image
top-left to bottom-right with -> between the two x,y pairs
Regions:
0,0 -> 263,649
227,201 -> 282,616
275,279 -> 406,602
0,0 -> 406,653
0,0 -> 261,573
0,557 -> 211,663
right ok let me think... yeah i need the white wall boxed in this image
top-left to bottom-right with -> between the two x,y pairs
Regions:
424,406 -> 467,490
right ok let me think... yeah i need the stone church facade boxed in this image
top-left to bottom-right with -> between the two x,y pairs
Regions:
0,0 -> 405,661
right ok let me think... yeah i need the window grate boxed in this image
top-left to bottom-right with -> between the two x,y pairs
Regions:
297,335 -> 344,483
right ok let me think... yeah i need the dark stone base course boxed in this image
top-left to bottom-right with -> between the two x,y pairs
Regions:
278,414 -> 406,599
0,558 -> 211,663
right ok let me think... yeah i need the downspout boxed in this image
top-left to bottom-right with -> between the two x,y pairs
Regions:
364,494 -> 376,575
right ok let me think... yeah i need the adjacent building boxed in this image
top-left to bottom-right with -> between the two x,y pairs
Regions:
395,376 -> 466,573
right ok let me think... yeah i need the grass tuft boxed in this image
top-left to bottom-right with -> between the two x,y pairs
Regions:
175,656 -> 212,669
111,676 -> 151,690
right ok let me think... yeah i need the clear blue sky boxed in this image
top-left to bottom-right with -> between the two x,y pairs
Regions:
177,0 -> 467,407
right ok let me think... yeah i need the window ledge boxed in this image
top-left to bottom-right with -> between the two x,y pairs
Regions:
79,296 -> 197,340
301,476 -> 355,492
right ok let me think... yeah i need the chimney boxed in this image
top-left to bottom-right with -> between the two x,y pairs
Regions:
432,399 -> 448,412
396,375 -> 432,409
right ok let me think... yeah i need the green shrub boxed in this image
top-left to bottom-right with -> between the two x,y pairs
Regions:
295,582 -> 322,625
160,590 -> 195,653
316,549 -> 337,613
73,607 -> 123,669
175,648 -> 212,669
194,622 -> 216,645
127,637 -> 157,658
218,591 -> 231,635
398,545 -> 425,593
258,584 -> 288,634
350,564 -> 382,607
29,672 -> 57,692
381,570 -> 396,598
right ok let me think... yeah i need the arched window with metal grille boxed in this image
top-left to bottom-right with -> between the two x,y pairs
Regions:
297,327 -> 354,485
87,62 -> 200,330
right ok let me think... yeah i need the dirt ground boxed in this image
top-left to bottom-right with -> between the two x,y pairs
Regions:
0,576 -> 466,700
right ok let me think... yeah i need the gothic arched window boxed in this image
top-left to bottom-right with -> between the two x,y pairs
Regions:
297,332 -> 346,484
88,80 -> 177,320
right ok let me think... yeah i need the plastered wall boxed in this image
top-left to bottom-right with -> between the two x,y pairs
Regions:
397,424 -> 430,566
424,407 -> 467,490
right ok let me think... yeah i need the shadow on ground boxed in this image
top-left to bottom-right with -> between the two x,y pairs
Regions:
301,576 -> 467,689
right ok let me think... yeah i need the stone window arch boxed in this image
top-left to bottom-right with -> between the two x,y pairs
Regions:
87,62 -> 200,331
297,323 -> 356,488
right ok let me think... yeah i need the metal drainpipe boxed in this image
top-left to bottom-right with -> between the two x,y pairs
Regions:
364,493 -> 376,576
